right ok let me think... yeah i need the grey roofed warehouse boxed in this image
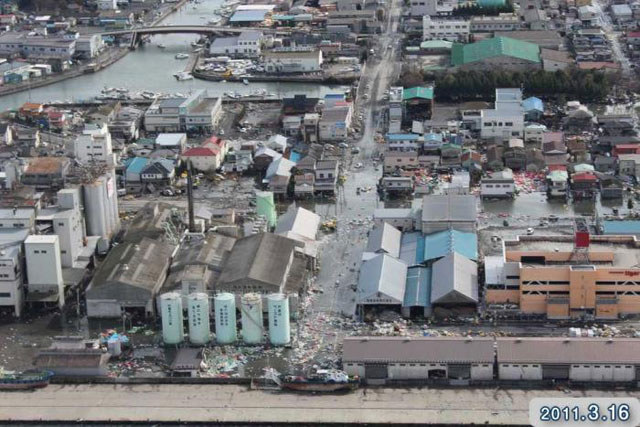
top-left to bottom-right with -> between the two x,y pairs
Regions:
217,232 -> 301,293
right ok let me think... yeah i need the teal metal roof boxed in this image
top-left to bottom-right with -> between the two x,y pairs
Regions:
399,232 -> 425,266
126,157 -> 149,174
478,0 -> 506,6
420,40 -> 453,50
603,221 -> 640,235
403,87 -> 434,101
423,229 -> 477,262
403,266 -> 432,308
451,37 -> 540,66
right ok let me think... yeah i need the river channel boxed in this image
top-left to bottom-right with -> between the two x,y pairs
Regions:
0,0 -> 349,111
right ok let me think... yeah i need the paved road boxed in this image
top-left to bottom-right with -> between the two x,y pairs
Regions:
1,383 -> 637,424
593,0 -> 632,75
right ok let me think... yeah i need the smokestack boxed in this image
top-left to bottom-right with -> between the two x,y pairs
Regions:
186,159 -> 195,233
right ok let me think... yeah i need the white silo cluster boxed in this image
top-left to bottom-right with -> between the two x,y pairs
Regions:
160,292 -> 184,345
187,293 -> 211,345
214,293 -> 237,344
160,292 -> 292,347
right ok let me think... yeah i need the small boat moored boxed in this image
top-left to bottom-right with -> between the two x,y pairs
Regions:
175,53 -> 190,60
0,370 -> 54,390
279,369 -> 359,392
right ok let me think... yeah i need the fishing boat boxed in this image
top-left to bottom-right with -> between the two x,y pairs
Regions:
174,72 -> 194,81
175,53 -> 190,60
0,370 -> 54,390
242,78 -> 249,85
280,370 -> 359,392
157,43 -> 166,49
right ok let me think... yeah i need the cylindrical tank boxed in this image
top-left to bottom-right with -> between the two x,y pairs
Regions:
83,180 -> 109,238
187,293 -> 211,345
214,293 -> 237,344
160,292 -> 184,345
241,293 -> 263,344
107,337 -> 122,356
268,293 -> 290,346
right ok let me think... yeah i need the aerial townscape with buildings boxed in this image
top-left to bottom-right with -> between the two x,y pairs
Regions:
0,0 -> 639,424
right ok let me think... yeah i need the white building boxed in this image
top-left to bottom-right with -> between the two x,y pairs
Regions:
156,133 -> 187,152
24,235 -> 64,308
319,105 -> 352,142
144,90 -> 222,133
422,16 -> 470,41
0,244 -> 24,317
497,338 -> 639,383
480,169 -> 515,198
97,0 -> 118,9
74,123 -> 114,165
343,336 -> 495,383
470,13 -> 520,32
480,88 -> 525,141
76,34 -> 105,58
209,31 -> 262,57
263,48 -> 323,73
410,0 -> 457,17
524,123 -> 546,143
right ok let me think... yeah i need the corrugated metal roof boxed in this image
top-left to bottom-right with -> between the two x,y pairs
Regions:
343,336 -> 494,363
430,252 -> 478,304
403,266 -> 431,308
229,10 -> 268,22
357,254 -> 407,304
451,37 -> 540,66
365,223 -> 401,258
420,40 -> 453,50
423,229 -> 477,262
602,220 -> 640,235
478,0 -> 506,6
126,157 -> 149,174
399,232 -> 423,265
497,338 -> 640,364
275,206 -> 320,242
386,133 -> 420,141
403,86 -> 434,101
421,194 -> 477,224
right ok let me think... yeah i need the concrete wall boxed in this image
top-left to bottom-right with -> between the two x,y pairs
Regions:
471,363 -> 493,380
388,362 -> 447,380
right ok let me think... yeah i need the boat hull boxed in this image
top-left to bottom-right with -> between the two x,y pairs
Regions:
280,381 -> 359,392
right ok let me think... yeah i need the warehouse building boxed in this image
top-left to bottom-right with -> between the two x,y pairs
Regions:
497,337 -> 640,383
356,253 -> 407,315
421,194 -> 477,233
451,37 -> 541,71
343,336 -> 495,384
364,222 -> 402,259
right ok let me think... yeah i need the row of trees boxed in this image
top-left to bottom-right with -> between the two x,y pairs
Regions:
406,69 -> 613,102
451,1 -> 514,16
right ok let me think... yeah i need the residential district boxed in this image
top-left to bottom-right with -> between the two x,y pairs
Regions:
1,0 -> 640,423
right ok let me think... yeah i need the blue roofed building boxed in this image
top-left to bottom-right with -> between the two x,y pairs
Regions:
229,10 -> 270,25
402,266 -> 432,317
601,220 -> 640,237
523,96 -> 544,121
423,229 -> 478,263
478,0 -> 506,6
124,157 -> 149,192
399,232 -> 425,265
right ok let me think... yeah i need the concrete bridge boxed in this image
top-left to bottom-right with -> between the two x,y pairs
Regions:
100,25 -> 294,47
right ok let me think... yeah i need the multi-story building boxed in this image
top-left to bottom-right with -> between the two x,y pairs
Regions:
24,235 -> 64,308
0,33 -> 76,60
486,232 -> 640,319
0,244 -> 24,317
480,88 -> 525,141
144,90 -> 222,133
75,34 -> 105,58
74,123 -> 114,165
208,31 -> 262,58
470,13 -> 520,32
422,16 -> 470,41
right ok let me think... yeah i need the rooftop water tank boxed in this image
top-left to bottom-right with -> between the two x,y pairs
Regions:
268,293 -> 290,346
214,292 -> 237,344
187,292 -> 211,345
160,292 -> 184,345
241,293 -> 263,344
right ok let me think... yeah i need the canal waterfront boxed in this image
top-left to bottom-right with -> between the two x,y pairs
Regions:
0,0 -> 349,111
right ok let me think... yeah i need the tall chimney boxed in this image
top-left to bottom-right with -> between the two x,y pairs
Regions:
186,159 -> 195,233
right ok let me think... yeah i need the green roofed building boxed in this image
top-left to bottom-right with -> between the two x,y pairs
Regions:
477,0 -> 506,7
451,37 -> 541,71
403,86 -> 434,101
